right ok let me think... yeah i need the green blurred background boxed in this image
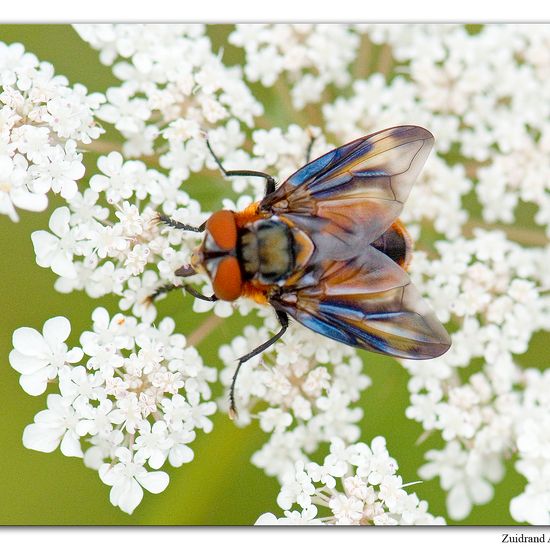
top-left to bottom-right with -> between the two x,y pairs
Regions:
0,24 -> 529,525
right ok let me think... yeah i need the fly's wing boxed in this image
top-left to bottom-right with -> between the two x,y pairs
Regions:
261,126 -> 434,246
271,245 -> 451,360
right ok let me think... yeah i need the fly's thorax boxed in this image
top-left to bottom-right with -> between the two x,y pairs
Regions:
239,218 -> 293,284
238,216 -> 315,286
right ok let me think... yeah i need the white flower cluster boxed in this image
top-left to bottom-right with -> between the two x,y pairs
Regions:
230,24 -> 360,109
0,41 -> 105,221
73,24 -> 262,180
8,24 -> 550,524
363,24 -> 550,234
256,437 -> 445,525
219,311 -> 370,481
322,71 -> 470,240
404,231 -> 550,521
9,308 -> 216,514
510,369 -> 550,525
30,151 -> 208,323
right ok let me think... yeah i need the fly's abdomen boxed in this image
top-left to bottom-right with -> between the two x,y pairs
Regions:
370,219 -> 412,269
239,219 -> 295,284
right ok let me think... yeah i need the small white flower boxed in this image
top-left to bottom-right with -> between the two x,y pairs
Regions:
329,493 -> 364,524
23,394 -> 83,457
98,448 -> 169,514
134,420 -> 171,469
165,424 -> 196,467
277,462 -> 316,511
9,316 -> 82,395
29,140 -> 85,200
259,408 -> 293,433
76,399 -> 125,438
31,206 -> 80,278
0,154 -> 47,221
90,152 -> 135,204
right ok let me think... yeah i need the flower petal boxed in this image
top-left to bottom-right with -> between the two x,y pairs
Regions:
9,349 -> 48,374
91,307 -> 109,329
60,180 -> 78,200
66,347 -> 84,363
50,251 -> 77,279
60,430 -> 83,458
22,423 -> 64,453
114,478 -> 143,514
11,188 -> 48,212
31,230 -> 59,261
136,470 -> 169,494
48,206 -> 70,236
43,316 -> 71,346
255,513 -> 279,525
168,445 -> 194,467
12,327 -> 49,356
19,370 -> 49,396
99,463 -> 117,486
447,484 -> 472,521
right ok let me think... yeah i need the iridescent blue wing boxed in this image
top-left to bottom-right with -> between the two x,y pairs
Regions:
261,126 -> 434,248
263,126 -> 449,358
271,245 -> 450,360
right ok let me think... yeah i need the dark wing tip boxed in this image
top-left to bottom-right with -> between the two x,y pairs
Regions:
398,283 -> 451,360
387,125 -> 434,142
416,333 -> 452,360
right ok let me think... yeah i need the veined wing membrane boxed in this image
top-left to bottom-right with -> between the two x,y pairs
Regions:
272,245 -> 451,360
262,126 -> 434,245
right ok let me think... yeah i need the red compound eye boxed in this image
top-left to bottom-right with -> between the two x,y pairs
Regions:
206,210 -> 237,251
212,256 -> 242,301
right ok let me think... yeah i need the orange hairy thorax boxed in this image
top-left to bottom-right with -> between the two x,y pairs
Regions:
240,280 -> 270,304
233,202 -> 266,228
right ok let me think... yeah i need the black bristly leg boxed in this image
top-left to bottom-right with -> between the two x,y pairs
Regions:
229,310 -> 289,419
146,283 -> 217,304
206,139 -> 277,198
146,282 -> 183,303
157,214 -> 206,233
183,285 -> 218,302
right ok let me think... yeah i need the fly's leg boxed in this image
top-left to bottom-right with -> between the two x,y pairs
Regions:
206,139 -> 277,197
156,213 -> 206,233
183,285 -> 218,302
145,280 -> 218,304
229,310 -> 289,419
146,283 -> 182,303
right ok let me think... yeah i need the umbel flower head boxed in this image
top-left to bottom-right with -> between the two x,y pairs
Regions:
5,24 -> 550,523
0,41 -> 104,221
256,437 -> 445,525
17,308 -> 216,514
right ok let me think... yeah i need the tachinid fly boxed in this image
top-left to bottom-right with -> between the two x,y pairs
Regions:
150,125 -> 452,416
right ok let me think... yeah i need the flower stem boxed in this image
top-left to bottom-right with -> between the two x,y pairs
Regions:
353,33 -> 373,81
375,44 -> 394,77
80,140 -> 123,154
273,77 -> 309,128
463,220 -> 548,247
187,314 -> 225,347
